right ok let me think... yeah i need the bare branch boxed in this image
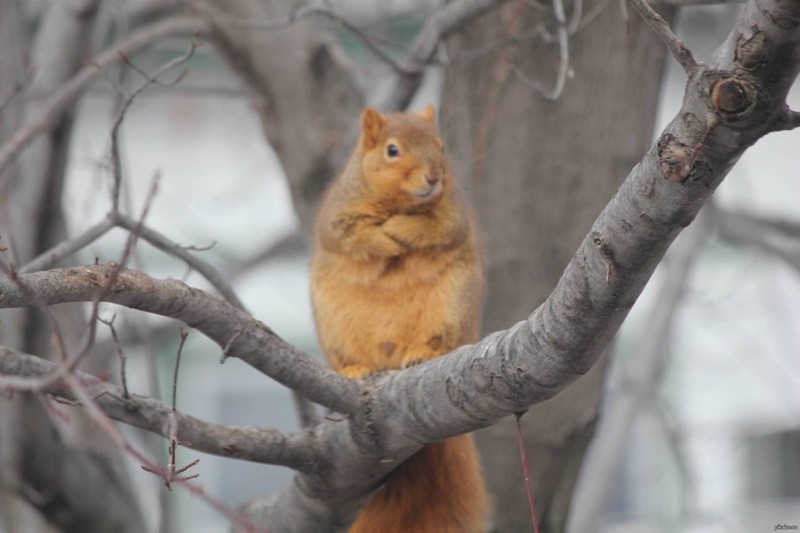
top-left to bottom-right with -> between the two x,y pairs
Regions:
627,0 -> 698,75
712,206 -> 800,239
230,230 -> 308,277
113,213 -> 246,310
109,35 -> 201,211
513,0 -> 571,100
20,215 -> 115,273
0,265 -> 362,416
98,314 -> 130,398
0,73 -> 30,114
711,206 -> 800,275
58,370 -> 258,532
0,16 -> 205,178
382,0 -> 513,111
191,1 -> 411,75
171,329 -> 189,411
0,346 -> 314,469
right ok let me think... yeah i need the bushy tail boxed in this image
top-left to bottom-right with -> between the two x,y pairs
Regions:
349,434 -> 489,533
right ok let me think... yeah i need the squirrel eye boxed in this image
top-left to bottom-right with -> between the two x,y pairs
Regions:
386,143 -> 400,158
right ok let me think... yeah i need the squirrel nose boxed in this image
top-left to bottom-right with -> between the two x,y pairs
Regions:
425,175 -> 440,186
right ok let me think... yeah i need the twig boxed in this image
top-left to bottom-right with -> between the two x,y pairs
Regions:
515,412 -> 540,533
627,0 -> 699,75
711,205 -> 800,275
0,74 -> 31,114
567,0 -> 583,34
113,213 -> 247,310
20,216 -> 115,273
0,16 -> 204,178
513,0 -> 571,100
153,330 -> 203,495
60,173 -> 160,383
717,209 -> 800,238
98,313 -> 130,398
60,371 -> 257,531
230,231 -> 307,277
172,329 -> 189,411
110,35 -> 200,212
182,240 -> 217,252
193,0 -> 411,75
382,0 -> 512,111
220,327 -> 244,364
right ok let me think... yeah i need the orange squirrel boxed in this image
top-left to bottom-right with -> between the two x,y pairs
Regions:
310,105 -> 489,532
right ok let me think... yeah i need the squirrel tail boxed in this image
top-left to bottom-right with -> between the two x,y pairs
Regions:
349,434 -> 489,533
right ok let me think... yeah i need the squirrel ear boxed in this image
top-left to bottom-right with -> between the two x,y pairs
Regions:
418,104 -> 435,122
361,107 -> 385,150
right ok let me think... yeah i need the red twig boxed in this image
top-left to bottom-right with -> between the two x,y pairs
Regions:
515,412 -> 540,533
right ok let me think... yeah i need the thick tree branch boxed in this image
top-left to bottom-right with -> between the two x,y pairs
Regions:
0,265 -> 361,417
566,212 -> 710,531
0,346 -> 314,469
0,15 -> 204,178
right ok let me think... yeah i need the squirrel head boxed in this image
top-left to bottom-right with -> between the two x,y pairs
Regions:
358,105 -> 448,213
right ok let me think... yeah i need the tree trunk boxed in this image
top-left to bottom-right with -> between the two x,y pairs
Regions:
441,2 -> 673,530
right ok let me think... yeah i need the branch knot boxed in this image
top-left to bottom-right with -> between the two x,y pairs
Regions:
711,77 -> 755,118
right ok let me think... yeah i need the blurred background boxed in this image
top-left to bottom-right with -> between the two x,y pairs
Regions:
1,0 -> 798,531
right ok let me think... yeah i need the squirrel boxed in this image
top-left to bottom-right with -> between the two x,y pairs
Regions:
310,105 -> 489,532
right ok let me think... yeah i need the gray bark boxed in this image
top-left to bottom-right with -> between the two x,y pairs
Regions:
441,1 -> 674,529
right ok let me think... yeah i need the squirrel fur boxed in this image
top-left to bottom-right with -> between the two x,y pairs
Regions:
310,105 -> 489,532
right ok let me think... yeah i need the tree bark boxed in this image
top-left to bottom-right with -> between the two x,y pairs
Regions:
441,1 -> 675,529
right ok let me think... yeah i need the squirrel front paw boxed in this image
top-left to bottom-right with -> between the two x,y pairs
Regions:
338,364 -> 374,380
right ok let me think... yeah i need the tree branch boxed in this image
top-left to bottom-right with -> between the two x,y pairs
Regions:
382,0 -> 513,111
0,15 -> 205,178
113,213 -> 246,310
0,265 -> 362,417
711,206 -> 800,275
566,211 -> 710,531
0,346 -> 315,469
627,0 -> 699,75
20,216 -> 115,273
